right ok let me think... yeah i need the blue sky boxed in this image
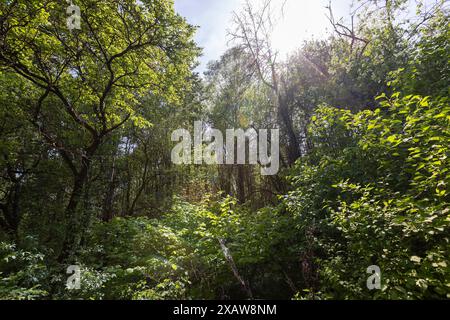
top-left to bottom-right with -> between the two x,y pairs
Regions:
174,0 -> 355,73
174,0 -> 440,74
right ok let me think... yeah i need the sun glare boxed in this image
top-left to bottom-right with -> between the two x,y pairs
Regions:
271,0 -> 330,57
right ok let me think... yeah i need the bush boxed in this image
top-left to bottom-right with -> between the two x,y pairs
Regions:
0,242 -> 48,300
285,94 -> 450,299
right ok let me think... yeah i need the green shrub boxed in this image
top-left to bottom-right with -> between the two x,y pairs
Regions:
285,94 -> 450,299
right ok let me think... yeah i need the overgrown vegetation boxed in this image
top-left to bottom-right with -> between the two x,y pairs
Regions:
0,0 -> 449,300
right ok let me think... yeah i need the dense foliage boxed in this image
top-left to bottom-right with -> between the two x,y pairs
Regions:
0,0 -> 448,300
285,94 -> 449,299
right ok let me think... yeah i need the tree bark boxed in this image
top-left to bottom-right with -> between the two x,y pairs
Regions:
102,156 -> 116,222
58,144 -> 97,263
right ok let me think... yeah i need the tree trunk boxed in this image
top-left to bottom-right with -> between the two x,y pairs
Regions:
102,156 -> 116,222
236,165 -> 246,204
58,156 -> 91,263
278,94 -> 301,165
